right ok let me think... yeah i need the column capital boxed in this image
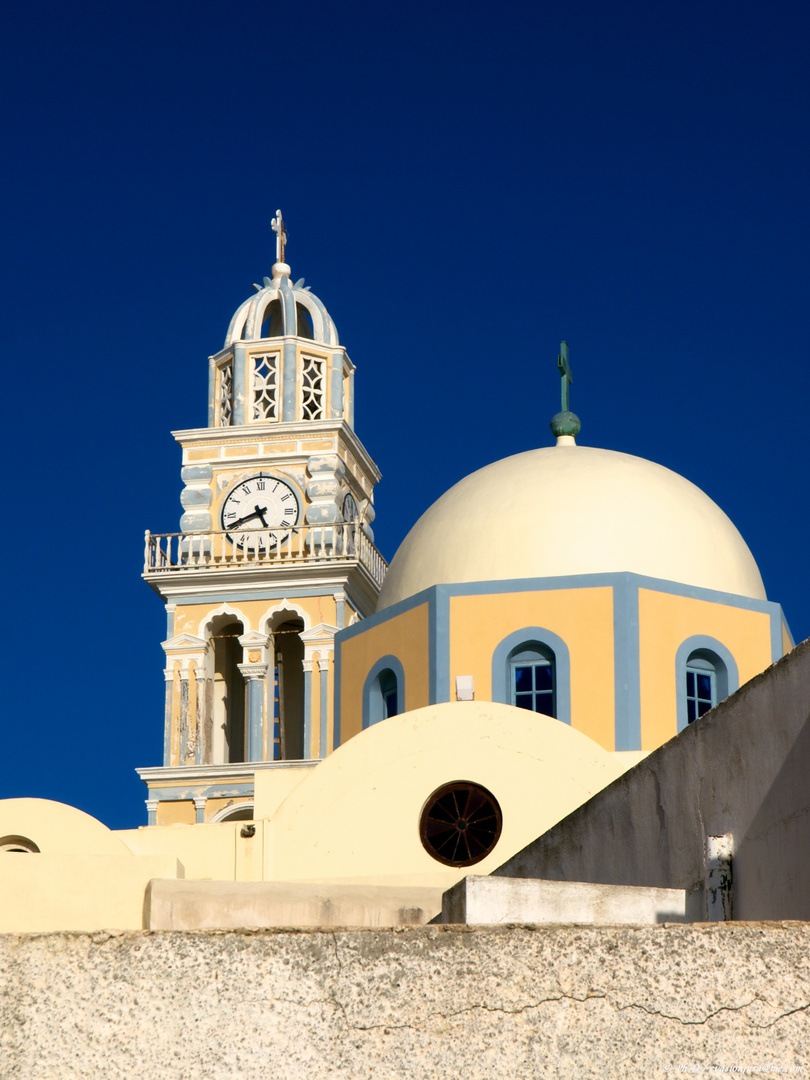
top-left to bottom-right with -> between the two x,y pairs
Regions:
238,663 -> 269,681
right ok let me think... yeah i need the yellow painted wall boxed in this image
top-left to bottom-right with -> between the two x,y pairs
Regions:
253,765 -> 315,819
119,820 -> 244,880
638,589 -> 774,750
338,603 -> 431,744
157,800 -> 196,825
0,854 -> 182,932
449,588 -> 615,751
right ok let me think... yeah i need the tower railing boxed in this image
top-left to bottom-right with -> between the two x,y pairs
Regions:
144,521 -> 387,587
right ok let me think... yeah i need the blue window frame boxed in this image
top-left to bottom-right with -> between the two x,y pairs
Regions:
362,655 -> 406,729
510,646 -> 555,717
676,638 -> 738,732
686,657 -> 716,723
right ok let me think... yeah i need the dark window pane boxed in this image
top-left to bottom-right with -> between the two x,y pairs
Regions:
686,671 -> 696,697
535,694 -> 555,717
384,690 -> 398,718
514,666 -> 533,692
687,699 -> 697,724
515,695 -> 534,710
534,664 -> 553,691
697,698 -> 712,719
697,674 -> 713,699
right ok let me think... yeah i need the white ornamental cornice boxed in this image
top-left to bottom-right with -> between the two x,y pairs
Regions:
162,633 -> 209,656
171,419 -> 381,484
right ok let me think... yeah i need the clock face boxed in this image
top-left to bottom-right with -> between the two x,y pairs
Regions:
220,474 -> 300,548
342,493 -> 359,522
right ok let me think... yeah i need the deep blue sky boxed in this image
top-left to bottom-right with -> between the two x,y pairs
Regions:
2,0 -> 808,828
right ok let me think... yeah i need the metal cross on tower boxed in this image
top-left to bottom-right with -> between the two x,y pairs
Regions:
271,210 -> 287,263
558,340 -> 573,413
549,340 -> 581,440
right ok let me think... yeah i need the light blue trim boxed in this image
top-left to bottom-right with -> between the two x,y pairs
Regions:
282,342 -> 297,421
319,666 -> 328,758
303,667 -> 313,758
432,589 -> 449,702
362,655 -> 406,729
436,571 -> 781,615
613,575 -> 641,751
676,635 -> 739,732
207,355 -> 216,428
147,803 -> 157,826
335,593 -> 345,629
491,627 -> 572,726
330,353 -> 343,420
351,573 -> 781,640
232,344 -> 246,425
246,678 -> 264,761
145,782 -> 254,801
195,800 -> 206,824
348,369 -> 355,428
163,681 -> 173,767
278,276 -> 297,340
771,611 -> 787,663
166,606 -> 174,639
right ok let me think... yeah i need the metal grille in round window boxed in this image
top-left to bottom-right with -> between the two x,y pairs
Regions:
419,781 -> 503,867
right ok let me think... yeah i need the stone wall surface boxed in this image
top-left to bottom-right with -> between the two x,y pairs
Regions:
1,924 -> 808,1079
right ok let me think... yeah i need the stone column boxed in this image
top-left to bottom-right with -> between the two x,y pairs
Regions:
162,670 -> 174,768
318,657 -> 330,758
302,660 -> 313,759
238,632 -> 270,762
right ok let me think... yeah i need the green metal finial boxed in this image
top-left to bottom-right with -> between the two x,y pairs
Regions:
550,340 -> 582,439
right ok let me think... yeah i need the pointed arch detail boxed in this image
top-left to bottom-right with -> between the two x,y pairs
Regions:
197,602 -> 251,639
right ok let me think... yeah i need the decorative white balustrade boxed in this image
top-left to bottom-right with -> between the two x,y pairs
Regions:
144,521 -> 387,587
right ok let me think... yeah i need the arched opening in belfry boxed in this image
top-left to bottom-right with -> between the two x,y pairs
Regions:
210,616 -> 245,764
260,299 -> 283,338
295,303 -> 314,339
270,616 -> 306,760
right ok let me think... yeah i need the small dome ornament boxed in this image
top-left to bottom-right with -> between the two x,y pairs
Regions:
550,340 -> 582,445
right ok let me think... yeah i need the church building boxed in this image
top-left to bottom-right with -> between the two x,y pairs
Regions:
0,214 -> 792,930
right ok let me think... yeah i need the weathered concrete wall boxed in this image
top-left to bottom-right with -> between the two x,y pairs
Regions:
146,879 -> 444,929
440,875 -> 692,924
496,639 -> 810,921
1,925 -> 808,1077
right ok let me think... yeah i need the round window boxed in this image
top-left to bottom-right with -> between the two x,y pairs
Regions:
419,781 -> 502,867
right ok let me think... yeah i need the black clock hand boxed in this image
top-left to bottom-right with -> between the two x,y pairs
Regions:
228,504 -> 270,529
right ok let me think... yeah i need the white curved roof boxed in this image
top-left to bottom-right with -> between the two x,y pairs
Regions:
377,444 -> 766,609
224,263 -> 339,347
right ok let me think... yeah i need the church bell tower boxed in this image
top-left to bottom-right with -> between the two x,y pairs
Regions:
139,213 -> 386,825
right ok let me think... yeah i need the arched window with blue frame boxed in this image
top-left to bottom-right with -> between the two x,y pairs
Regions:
362,655 -> 406,729
491,627 -> 572,725
510,644 -> 555,716
676,636 -> 738,732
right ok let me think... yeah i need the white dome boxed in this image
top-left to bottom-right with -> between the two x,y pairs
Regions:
224,263 -> 339,347
377,444 -> 766,609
